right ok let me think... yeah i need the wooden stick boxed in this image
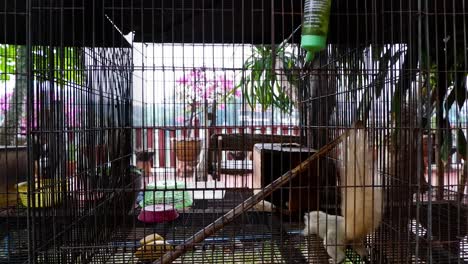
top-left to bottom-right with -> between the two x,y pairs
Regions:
155,131 -> 349,264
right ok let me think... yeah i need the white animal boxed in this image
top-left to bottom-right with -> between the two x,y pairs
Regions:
252,189 -> 276,212
302,124 -> 383,263
302,211 -> 347,263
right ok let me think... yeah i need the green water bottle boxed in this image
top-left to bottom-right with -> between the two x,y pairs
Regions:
301,0 -> 332,62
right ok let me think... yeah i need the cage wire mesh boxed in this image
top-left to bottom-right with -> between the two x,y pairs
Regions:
0,0 -> 467,263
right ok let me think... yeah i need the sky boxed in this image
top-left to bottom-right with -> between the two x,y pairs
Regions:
132,43 -> 253,105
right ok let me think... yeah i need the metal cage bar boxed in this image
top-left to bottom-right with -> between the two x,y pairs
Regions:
0,1 -> 466,263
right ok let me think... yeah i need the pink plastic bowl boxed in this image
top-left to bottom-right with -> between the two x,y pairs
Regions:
138,204 -> 179,223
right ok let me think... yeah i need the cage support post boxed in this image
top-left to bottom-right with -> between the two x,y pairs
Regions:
155,131 -> 349,264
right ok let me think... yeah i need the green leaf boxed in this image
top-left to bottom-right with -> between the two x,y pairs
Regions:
0,44 -> 17,81
242,81 -> 254,110
441,128 -> 453,165
457,129 -> 467,160
371,45 -> 384,61
282,57 -> 296,86
446,71 -> 467,110
455,72 -> 466,108
358,48 -> 403,122
446,87 -> 456,111
237,44 -> 298,113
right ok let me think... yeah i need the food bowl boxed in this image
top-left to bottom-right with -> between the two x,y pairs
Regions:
138,204 -> 179,223
16,179 -> 65,208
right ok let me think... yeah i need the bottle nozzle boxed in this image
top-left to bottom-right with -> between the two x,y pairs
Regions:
306,51 -> 314,63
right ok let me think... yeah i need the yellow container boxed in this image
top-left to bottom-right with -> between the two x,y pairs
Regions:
16,179 -> 65,208
135,240 -> 174,262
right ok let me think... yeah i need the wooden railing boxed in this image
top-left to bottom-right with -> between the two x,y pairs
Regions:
134,125 -> 300,168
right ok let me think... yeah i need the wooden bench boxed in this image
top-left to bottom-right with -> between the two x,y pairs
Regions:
207,133 -> 302,180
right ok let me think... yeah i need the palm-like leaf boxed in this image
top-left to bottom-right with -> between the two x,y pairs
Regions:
238,44 -> 299,113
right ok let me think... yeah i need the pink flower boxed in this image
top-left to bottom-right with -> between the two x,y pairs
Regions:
206,85 -> 215,96
235,89 -> 242,97
219,76 -> 234,91
176,76 -> 189,85
0,92 -> 13,112
1,92 -> 81,133
19,117 -> 26,134
193,69 -> 204,79
194,83 -> 202,92
221,78 -> 234,91
174,68 -> 238,126
175,115 -> 185,124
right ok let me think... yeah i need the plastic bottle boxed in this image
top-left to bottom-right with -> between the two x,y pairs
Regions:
301,0 -> 332,62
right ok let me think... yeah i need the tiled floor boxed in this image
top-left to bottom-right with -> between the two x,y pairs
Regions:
426,164 -> 467,195
145,167 -> 254,189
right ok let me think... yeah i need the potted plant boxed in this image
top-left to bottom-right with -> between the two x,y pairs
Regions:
237,43 -> 300,114
173,68 -> 239,176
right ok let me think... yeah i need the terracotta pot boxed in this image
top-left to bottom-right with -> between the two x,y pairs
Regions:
137,160 -> 152,176
67,161 -> 76,177
176,161 -> 196,175
422,134 -> 436,166
172,138 -> 202,164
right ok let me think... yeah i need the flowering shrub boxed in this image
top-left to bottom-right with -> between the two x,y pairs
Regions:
174,68 -> 240,128
0,92 -> 79,135
0,92 -> 12,124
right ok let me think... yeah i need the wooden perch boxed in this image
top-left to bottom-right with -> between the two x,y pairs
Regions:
155,130 -> 350,264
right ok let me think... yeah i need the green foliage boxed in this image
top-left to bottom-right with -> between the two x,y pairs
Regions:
0,45 -> 83,85
441,125 -> 453,165
457,129 -> 467,160
0,45 -> 83,145
0,44 -> 17,81
440,54 -> 467,163
32,47 -> 84,85
445,67 -> 467,111
358,48 -> 404,122
238,44 -> 299,113
68,144 -> 76,161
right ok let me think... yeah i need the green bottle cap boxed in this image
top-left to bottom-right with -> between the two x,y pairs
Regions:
306,51 -> 314,63
301,35 -> 327,50
301,35 -> 327,63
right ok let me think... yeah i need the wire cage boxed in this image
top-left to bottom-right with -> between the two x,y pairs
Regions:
0,0 -> 467,263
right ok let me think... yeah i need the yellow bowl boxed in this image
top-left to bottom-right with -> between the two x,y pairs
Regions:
16,179 -> 66,208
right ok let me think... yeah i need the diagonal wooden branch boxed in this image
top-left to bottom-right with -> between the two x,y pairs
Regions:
155,129 -> 350,264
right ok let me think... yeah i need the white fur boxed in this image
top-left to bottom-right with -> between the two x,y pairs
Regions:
302,127 -> 383,263
302,211 -> 346,263
252,200 -> 276,212
339,128 -> 383,241
252,190 -> 276,212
